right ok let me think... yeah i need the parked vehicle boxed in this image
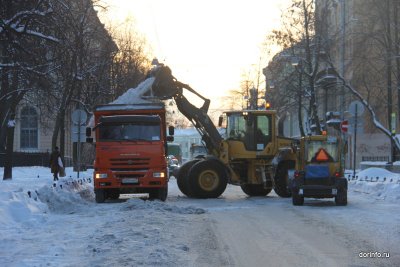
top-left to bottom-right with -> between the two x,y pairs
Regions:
167,143 -> 182,164
167,155 -> 180,177
190,144 -> 207,159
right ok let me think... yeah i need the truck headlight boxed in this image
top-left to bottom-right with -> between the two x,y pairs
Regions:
153,172 -> 165,178
95,173 -> 108,179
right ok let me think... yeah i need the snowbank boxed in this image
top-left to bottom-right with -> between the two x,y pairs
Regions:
346,167 -> 400,202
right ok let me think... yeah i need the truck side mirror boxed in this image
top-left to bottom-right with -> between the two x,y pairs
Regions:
218,115 -> 223,127
86,127 -> 92,137
166,136 -> 174,142
168,126 -> 175,136
86,137 -> 94,143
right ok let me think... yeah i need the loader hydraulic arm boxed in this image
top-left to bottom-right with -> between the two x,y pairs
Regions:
150,66 -> 222,156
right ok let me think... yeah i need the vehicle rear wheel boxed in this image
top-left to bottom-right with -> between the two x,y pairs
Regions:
335,188 -> 347,206
292,189 -> 304,206
95,189 -> 105,203
176,160 -> 200,197
240,184 -> 272,196
188,160 -> 228,198
274,162 -> 292,198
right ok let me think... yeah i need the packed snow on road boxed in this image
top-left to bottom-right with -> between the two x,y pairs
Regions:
0,166 -> 399,266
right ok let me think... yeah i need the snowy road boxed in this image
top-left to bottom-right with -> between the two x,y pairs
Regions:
1,167 -> 399,267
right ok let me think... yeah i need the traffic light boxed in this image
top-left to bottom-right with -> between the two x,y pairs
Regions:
265,102 -> 271,109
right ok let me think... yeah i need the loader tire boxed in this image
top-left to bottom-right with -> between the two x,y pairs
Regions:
273,162 -> 292,198
176,160 -> 200,197
241,184 -> 272,196
188,159 -> 228,198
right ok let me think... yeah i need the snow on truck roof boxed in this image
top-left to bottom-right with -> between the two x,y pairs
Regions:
95,76 -> 165,111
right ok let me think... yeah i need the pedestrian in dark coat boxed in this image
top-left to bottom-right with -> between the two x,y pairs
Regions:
50,146 -> 63,181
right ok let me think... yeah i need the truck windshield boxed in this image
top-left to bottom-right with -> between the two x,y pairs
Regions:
98,123 -> 161,141
306,140 -> 339,162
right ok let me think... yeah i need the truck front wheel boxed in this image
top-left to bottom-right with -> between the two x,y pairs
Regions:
188,160 -> 227,198
157,185 -> 168,201
95,189 -> 105,203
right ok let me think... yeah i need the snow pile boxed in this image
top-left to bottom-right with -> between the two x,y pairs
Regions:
36,178 -> 94,213
111,77 -> 157,104
347,167 -> 400,202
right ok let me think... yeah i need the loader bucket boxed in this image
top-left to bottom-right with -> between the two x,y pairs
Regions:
148,66 -> 182,100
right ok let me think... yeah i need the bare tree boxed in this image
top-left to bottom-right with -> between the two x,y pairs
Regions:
108,18 -> 151,100
269,0 -> 326,134
0,0 -> 58,179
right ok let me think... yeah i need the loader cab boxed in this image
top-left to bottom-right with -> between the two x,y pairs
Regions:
225,111 -> 273,151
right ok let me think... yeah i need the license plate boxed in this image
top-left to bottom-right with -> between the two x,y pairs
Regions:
122,178 -> 138,184
332,189 -> 337,195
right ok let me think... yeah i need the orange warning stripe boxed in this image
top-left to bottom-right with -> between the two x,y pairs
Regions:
315,148 -> 330,162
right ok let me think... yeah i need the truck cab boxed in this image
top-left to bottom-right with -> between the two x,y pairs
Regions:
91,103 -> 169,202
289,135 -> 348,206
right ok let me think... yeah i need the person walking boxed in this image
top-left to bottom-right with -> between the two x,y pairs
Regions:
50,146 -> 63,181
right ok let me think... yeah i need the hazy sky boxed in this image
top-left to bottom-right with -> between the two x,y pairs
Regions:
100,0 -> 291,111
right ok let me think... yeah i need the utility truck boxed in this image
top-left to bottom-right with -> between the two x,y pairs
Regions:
88,103 -> 172,203
289,134 -> 348,206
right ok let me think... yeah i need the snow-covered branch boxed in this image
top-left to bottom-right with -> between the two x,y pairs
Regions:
328,62 -> 400,151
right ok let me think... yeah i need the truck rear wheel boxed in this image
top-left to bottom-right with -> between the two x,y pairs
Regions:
188,160 -> 227,198
176,160 -> 199,197
273,162 -> 292,198
240,184 -> 272,196
95,189 -> 105,203
335,188 -> 347,206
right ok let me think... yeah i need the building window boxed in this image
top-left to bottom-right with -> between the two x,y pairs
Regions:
20,106 -> 38,149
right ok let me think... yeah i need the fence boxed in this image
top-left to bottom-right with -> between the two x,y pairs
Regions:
0,152 -> 73,167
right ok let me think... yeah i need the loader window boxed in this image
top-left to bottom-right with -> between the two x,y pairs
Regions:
227,114 -> 247,140
226,113 -> 271,151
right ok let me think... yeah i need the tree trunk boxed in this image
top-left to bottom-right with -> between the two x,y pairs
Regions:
298,70 -> 305,136
3,115 -> 15,180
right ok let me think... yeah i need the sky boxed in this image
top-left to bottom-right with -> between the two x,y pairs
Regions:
98,0 -> 292,111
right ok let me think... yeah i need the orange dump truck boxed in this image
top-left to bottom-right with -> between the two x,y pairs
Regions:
87,103 -> 171,202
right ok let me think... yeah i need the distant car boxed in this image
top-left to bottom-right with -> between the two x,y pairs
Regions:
167,155 -> 180,177
190,144 -> 207,159
167,143 -> 182,164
